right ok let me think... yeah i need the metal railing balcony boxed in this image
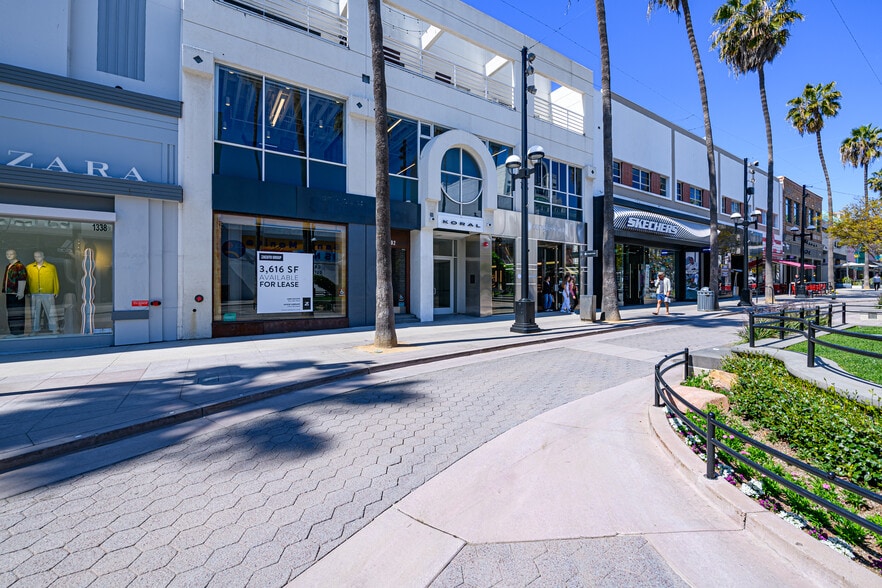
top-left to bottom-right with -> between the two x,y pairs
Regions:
532,95 -> 584,135
217,0 -> 349,46
381,38 -> 514,108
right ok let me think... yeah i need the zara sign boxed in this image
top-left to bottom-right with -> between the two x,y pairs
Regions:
5,150 -> 146,182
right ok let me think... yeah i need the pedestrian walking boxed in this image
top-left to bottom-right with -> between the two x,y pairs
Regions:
874,273 -> 881,291
652,270 -> 671,315
560,273 -> 572,313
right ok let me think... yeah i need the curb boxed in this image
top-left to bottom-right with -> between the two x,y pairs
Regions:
647,403 -> 881,587
0,313 -> 686,473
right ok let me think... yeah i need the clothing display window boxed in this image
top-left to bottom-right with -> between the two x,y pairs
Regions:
1,216 -> 113,337
215,214 -> 347,322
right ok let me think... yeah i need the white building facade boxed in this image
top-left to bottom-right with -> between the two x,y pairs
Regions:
0,0 -> 182,353
593,93 -> 783,305
181,0 -> 597,339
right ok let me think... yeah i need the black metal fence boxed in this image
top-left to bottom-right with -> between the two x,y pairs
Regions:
748,302 -> 882,368
654,349 -> 882,540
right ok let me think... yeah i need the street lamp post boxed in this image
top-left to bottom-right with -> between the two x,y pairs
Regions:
506,46 -> 542,334
790,184 -> 816,299
733,158 -> 761,307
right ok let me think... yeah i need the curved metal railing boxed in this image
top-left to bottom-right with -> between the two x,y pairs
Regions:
654,349 -> 882,539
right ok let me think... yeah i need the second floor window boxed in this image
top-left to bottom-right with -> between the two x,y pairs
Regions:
534,159 -> 583,221
631,167 -> 650,192
612,161 -> 621,184
440,149 -> 483,218
659,177 -> 668,197
689,187 -> 702,206
487,142 -> 515,210
215,66 -> 345,192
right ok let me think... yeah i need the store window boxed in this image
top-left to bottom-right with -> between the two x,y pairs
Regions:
1,216 -> 113,337
215,67 -> 345,191
440,148 -> 483,217
487,141 -> 514,210
388,114 -> 419,203
534,158 -> 582,221
491,237 -> 515,314
215,214 -> 346,322
386,114 -> 453,203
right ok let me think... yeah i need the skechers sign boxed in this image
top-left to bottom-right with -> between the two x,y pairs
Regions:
625,217 -> 678,235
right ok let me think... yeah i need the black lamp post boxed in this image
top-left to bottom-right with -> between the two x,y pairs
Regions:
733,158 -> 761,307
790,184 -> 816,299
506,46 -> 542,334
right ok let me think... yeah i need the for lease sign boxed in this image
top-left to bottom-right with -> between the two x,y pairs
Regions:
256,251 -> 313,314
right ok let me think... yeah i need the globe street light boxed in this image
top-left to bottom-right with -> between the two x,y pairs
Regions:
790,184 -> 816,299
731,208 -> 762,306
506,144 -> 545,333
734,158 -> 761,307
508,46 -> 542,334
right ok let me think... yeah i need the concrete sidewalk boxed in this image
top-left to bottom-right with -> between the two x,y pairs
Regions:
0,290 -> 879,586
294,376 -> 878,587
1,288 -> 878,472
0,297 -> 748,472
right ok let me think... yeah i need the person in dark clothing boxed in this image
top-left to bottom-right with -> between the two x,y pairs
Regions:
542,274 -> 554,311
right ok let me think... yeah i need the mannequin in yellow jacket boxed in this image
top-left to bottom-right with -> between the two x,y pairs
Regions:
26,250 -> 60,334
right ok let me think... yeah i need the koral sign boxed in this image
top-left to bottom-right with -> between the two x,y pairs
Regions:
5,150 -> 146,182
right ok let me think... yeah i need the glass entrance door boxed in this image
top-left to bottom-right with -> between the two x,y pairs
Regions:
537,243 -> 561,310
433,258 -> 453,314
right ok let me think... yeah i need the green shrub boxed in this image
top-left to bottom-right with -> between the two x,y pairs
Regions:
867,514 -> 882,544
830,513 -> 867,546
720,353 -> 882,489
683,372 -> 714,390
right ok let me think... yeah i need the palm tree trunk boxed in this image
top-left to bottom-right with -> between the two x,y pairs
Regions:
682,0 -> 719,308
595,0 -> 620,322
758,65 -> 775,303
368,0 -> 397,347
863,163 -> 870,289
816,130 -> 834,290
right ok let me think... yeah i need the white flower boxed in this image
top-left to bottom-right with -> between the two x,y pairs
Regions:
824,536 -> 855,559
741,479 -> 764,499
778,511 -> 808,529
719,464 -> 734,477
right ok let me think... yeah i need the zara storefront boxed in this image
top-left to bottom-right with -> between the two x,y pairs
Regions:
0,65 -> 182,353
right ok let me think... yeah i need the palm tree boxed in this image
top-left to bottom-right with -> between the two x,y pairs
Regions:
712,0 -> 803,303
594,0 -> 621,321
785,81 -> 841,291
868,170 -> 882,195
367,0 -> 397,347
648,0 -> 720,309
840,124 -> 882,289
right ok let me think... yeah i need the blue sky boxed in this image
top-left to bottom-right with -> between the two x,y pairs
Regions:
462,0 -> 881,212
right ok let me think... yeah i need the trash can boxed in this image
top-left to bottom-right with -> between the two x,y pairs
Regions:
697,287 -> 715,311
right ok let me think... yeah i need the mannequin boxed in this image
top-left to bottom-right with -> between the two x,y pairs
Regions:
3,249 -> 27,335
26,250 -> 60,334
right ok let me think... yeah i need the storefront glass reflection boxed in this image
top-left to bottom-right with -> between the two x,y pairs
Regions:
215,214 -> 347,322
1,216 -> 113,337
491,238 -> 515,314
615,243 -> 680,305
